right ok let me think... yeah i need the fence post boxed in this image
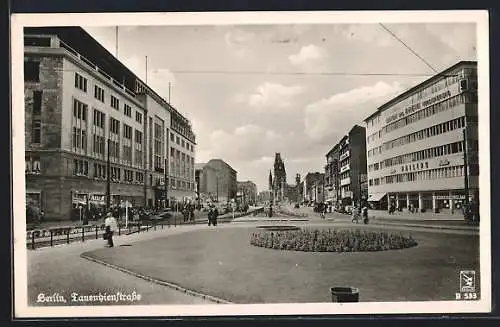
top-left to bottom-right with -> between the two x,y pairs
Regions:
118,224 -> 121,236
67,230 -> 70,244
50,230 -> 53,247
31,232 -> 35,250
95,225 -> 98,240
128,224 -> 131,234
175,216 -> 177,227
82,227 -> 85,242
138,223 -> 140,233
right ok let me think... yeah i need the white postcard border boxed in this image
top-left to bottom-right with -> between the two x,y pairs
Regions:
11,10 -> 491,317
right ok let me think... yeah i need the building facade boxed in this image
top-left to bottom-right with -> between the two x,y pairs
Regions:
198,159 -> 237,203
364,61 -> 478,214
237,181 -> 258,205
328,125 -> 368,207
258,190 -> 272,204
302,172 -> 325,203
24,27 -> 196,221
324,144 -> 340,206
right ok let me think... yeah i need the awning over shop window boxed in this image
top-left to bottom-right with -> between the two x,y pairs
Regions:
368,192 -> 387,202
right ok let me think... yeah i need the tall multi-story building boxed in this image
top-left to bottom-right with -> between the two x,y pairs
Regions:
327,125 -> 368,207
198,159 -> 237,203
24,27 -> 196,221
364,61 -> 478,214
325,143 -> 340,206
237,181 -> 258,205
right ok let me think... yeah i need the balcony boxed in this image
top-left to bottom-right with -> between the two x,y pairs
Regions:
340,164 -> 350,173
340,151 -> 350,161
340,177 -> 351,186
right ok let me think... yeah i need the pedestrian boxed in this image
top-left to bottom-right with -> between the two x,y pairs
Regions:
213,206 -> 219,226
362,206 -> 369,224
104,212 -> 118,247
208,205 -> 213,226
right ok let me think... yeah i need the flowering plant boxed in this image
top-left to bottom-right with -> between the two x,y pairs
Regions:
250,228 -> 417,252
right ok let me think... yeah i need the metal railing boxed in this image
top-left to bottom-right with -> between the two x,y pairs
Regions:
26,208 -> 263,250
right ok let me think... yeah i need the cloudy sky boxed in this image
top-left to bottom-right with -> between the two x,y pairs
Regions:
84,23 -> 476,192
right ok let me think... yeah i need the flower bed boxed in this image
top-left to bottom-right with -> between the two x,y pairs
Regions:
250,228 -> 418,252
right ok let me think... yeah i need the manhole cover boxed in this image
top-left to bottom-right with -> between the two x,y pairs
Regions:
256,225 -> 300,231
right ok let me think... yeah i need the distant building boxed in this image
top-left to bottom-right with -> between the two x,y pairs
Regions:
325,144 -> 341,206
258,190 -> 272,204
237,181 -> 257,205
285,184 -> 298,202
303,172 -> 325,203
198,159 -> 237,203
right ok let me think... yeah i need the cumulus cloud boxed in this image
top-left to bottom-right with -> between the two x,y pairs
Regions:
239,82 -> 305,110
424,24 -> 477,63
289,44 -> 326,66
304,81 -> 403,141
121,56 -> 175,100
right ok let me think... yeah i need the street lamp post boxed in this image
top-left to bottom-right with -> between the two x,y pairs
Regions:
106,138 -> 111,211
463,127 -> 470,208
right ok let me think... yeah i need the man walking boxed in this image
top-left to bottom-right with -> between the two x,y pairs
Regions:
104,212 -> 118,247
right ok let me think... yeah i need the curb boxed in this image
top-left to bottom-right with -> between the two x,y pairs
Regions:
80,253 -> 233,305
370,221 -> 479,232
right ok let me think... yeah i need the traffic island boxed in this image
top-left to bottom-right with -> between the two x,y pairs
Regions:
81,226 -> 480,303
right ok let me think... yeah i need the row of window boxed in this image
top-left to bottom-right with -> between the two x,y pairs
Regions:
170,132 -> 194,152
369,165 -> 465,186
368,141 -> 465,172
367,116 -> 465,158
75,73 -> 143,124
365,71 -> 472,128
170,178 -> 195,191
366,93 -> 475,144
383,94 -> 474,135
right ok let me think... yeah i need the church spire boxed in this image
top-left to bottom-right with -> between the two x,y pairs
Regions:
269,170 -> 273,191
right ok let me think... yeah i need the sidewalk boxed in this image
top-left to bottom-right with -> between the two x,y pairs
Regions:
368,209 -> 465,221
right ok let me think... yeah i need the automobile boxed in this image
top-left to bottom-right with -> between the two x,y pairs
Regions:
344,205 -> 354,215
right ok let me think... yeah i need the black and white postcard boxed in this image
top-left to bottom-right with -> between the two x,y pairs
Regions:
11,10 -> 491,317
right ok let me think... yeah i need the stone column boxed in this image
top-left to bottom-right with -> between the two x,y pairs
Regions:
387,193 -> 391,210
432,192 -> 437,211
418,192 -> 423,210
406,193 -> 410,208
449,191 -> 455,214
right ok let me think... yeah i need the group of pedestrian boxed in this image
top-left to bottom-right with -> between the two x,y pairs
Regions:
351,205 -> 369,224
182,204 -> 196,222
208,205 -> 219,226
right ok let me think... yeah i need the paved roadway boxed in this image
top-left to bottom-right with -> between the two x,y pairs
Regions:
27,209 -> 477,307
28,224 -> 215,306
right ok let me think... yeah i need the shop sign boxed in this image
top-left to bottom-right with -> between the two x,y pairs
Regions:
439,158 -> 450,166
435,195 -> 466,200
89,194 -> 105,202
385,89 -> 453,124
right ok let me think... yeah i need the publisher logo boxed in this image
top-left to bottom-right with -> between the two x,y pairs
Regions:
460,270 -> 476,293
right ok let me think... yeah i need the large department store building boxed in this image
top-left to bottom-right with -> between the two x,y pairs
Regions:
364,61 -> 478,214
24,27 -> 196,221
